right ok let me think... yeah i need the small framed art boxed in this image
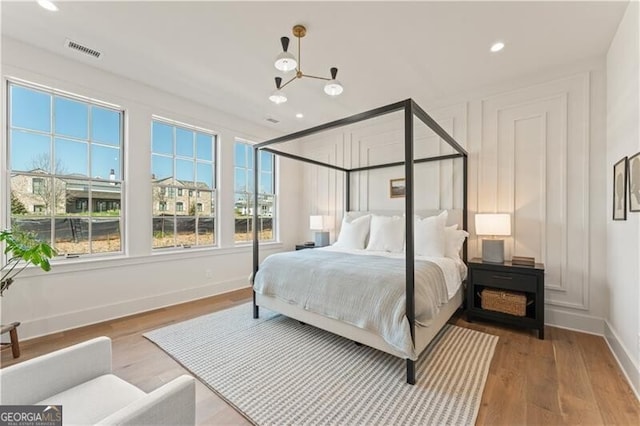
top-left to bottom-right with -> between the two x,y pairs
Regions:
390,178 -> 405,198
613,157 -> 627,220
629,152 -> 640,212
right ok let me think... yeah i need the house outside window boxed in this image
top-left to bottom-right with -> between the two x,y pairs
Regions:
234,141 -> 275,243
151,118 -> 216,249
8,82 -> 124,256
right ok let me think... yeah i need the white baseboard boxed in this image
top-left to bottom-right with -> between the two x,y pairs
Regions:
544,307 -> 605,335
19,277 -> 249,340
604,321 -> 640,401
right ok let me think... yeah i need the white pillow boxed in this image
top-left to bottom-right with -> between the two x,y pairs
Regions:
366,215 -> 405,252
445,224 -> 469,259
413,210 -> 448,257
333,214 -> 371,250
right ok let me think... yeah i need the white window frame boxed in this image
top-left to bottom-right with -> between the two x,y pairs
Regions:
150,116 -> 218,251
233,139 -> 277,244
6,80 -> 125,259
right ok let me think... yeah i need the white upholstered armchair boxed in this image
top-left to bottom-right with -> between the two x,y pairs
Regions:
0,336 -> 195,426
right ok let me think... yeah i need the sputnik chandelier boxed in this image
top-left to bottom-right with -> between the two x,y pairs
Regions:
269,25 -> 343,104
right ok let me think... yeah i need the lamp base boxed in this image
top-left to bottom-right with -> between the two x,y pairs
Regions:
481,239 -> 505,263
314,231 -> 330,247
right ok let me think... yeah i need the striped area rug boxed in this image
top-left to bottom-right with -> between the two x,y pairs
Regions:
144,303 -> 498,425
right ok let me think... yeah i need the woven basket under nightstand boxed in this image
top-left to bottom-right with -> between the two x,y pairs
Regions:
480,288 -> 528,317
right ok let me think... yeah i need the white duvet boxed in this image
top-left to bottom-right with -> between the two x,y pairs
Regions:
253,247 -> 467,359
320,246 -> 467,299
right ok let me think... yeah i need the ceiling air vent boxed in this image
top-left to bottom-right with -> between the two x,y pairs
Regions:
64,39 -> 101,59
265,117 -> 280,124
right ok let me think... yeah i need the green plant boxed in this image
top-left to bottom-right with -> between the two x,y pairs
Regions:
0,229 -> 57,296
10,192 -> 28,215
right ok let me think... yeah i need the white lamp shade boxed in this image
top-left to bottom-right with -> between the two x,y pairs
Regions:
475,213 -> 511,236
269,89 -> 287,104
323,80 -> 343,96
274,52 -> 297,72
309,215 -> 325,230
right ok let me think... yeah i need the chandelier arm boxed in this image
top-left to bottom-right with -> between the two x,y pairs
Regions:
302,74 -> 331,81
280,75 -> 298,89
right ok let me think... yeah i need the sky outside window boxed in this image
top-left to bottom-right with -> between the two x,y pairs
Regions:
9,85 -> 122,180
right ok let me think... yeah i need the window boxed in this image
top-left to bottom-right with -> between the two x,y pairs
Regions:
234,141 -> 275,243
151,119 -> 216,249
197,203 -> 203,212
75,200 -> 88,212
8,82 -> 124,256
32,178 -> 44,195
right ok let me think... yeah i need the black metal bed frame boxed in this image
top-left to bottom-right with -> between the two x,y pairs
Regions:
252,98 -> 468,385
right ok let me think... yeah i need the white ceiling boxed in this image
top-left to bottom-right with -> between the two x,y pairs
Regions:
1,1 -> 629,133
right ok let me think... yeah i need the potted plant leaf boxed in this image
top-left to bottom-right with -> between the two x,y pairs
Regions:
1,229 -> 57,296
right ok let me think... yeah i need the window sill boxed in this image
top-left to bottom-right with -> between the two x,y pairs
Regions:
234,241 -> 280,248
13,242 -> 284,278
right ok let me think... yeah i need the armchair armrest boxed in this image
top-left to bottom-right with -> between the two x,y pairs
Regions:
0,336 -> 112,405
97,375 -> 196,426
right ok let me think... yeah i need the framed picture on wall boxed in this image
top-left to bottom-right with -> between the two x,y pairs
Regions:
629,152 -> 640,212
613,157 -> 627,220
390,178 -> 405,198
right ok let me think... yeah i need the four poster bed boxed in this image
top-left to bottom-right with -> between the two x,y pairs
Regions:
251,99 -> 468,385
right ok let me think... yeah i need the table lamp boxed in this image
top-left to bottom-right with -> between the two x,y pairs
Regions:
475,213 -> 511,263
310,215 -> 329,247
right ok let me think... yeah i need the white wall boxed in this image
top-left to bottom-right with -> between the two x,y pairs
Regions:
0,38 -> 302,339
605,0 -> 640,396
297,57 -> 609,336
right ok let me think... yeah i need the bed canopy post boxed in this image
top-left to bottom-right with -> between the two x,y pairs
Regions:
345,172 -> 351,211
253,145 -> 260,319
462,155 -> 468,263
404,100 -> 416,385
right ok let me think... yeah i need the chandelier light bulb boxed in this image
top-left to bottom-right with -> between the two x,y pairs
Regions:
275,52 -> 297,72
269,90 -> 287,104
324,81 -> 343,96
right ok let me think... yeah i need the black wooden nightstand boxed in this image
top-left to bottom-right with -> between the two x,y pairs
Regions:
466,258 -> 545,339
295,244 -> 316,250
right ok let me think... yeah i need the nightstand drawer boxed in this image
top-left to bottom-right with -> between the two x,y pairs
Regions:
472,270 -> 537,292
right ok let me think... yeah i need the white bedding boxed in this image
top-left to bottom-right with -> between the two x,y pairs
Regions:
319,246 -> 467,299
253,247 -> 467,359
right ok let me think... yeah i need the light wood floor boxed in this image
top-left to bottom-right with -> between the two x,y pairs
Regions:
2,288 -> 639,425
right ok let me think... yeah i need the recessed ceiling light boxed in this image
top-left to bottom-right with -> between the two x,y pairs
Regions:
296,113 -> 304,119
37,0 -> 58,11
490,42 -> 505,53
